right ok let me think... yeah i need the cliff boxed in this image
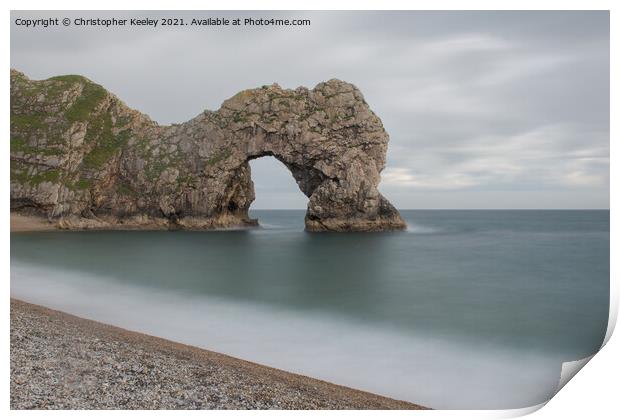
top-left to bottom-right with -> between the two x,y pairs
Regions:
10,69 -> 405,232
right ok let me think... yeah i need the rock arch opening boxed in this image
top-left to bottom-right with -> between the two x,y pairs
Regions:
248,155 -> 308,211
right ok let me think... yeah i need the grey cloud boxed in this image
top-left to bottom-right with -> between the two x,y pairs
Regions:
10,11 -> 609,209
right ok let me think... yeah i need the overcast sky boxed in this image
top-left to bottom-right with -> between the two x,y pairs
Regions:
11,11 -> 609,209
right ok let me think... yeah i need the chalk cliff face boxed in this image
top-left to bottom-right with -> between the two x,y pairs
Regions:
10,69 -> 406,232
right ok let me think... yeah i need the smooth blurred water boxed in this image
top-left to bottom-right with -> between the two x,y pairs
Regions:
10,210 -> 609,409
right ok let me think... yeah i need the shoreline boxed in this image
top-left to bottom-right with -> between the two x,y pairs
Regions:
10,214 -> 58,232
9,212 -> 407,233
10,299 -> 426,410
9,213 -> 259,233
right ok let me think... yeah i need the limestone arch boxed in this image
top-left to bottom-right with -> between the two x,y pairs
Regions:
10,70 -> 405,232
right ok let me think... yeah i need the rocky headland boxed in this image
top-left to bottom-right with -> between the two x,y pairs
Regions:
10,70 -> 406,232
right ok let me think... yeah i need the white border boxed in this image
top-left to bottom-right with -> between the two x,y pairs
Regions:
3,1 -> 616,419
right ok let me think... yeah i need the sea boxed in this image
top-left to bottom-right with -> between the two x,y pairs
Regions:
10,210 -> 610,409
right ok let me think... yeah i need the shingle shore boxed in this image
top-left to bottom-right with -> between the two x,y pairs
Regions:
10,299 -> 426,410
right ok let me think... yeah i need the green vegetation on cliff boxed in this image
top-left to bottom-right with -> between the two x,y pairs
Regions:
10,114 -> 45,131
10,161 -> 60,186
10,137 -> 62,156
65,82 -> 107,122
83,116 -> 131,169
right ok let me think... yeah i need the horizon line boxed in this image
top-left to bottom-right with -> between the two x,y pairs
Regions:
249,208 -> 610,211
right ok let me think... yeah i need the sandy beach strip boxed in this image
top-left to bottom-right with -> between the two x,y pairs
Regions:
10,214 -> 57,232
10,299 -> 426,410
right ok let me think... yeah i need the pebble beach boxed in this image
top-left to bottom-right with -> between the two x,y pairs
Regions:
10,299 -> 425,410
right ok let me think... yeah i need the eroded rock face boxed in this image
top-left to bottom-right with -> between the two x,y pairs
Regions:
10,69 -> 406,232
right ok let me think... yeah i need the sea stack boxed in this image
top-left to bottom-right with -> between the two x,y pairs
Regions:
10,70 -> 406,232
